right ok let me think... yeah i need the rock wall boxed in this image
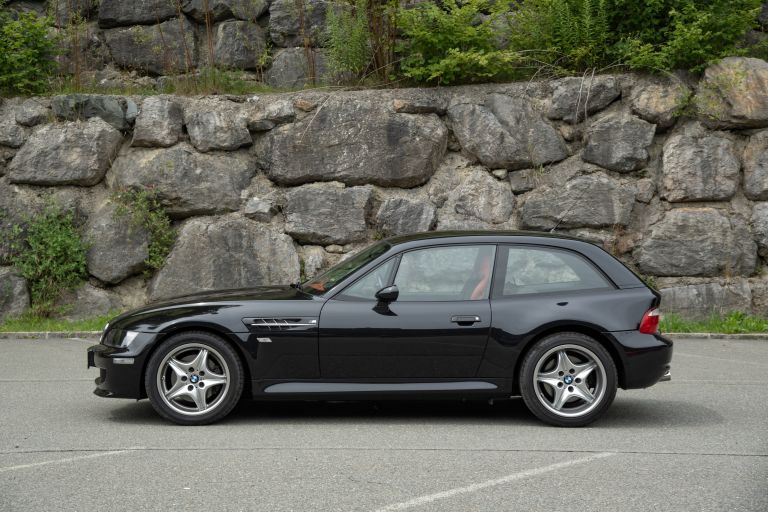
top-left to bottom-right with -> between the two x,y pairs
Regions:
2,57 -> 768,321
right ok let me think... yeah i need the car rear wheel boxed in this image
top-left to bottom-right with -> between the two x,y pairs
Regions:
519,332 -> 617,427
145,331 -> 243,425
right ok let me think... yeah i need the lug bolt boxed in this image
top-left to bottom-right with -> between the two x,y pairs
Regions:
568,386 -> 574,392
575,378 -> 581,383
187,385 -> 193,391
188,367 -> 194,373
558,371 -> 564,376
199,371 -> 205,376
569,369 -> 575,374
199,382 -> 205,388
557,382 -> 563,387
181,376 -> 187,382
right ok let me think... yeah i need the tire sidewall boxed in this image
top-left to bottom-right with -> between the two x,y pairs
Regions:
145,331 -> 244,426
520,332 -> 617,427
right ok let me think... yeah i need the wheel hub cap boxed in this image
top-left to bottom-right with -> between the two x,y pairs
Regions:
563,375 -> 573,385
190,375 -> 200,384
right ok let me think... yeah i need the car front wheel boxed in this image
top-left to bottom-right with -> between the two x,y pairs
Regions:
520,332 -> 617,427
145,331 -> 244,425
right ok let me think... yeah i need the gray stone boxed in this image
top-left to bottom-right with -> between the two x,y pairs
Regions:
284,183 -> 372,244
108,143 -> 256,218
661,129 -> 740,202
491,169 -> 508,180
548,76 -> 621,124
743,130 -> 768,201
85,202 -> 149,284
0,120 -> 28,148
300,245 -> 329,279
635,178 -> 655,204
257,96 -> 447,187
696,57 -> 768,129
185,108 -> 252,152
448,94 -> 567,170
751,276 -> 768,316
752,202 -> 768,257
243,196 -> 277,221
149,215 -> 299,301
449,169 -> 514,224
98,0 -> 177,28
181,0 -> 268,22
582,113 -> 656,172
8,118 -> 122,186
630,81 -> 688,130
636,208 -> 757,277
521,172 -> 634,230
15,99 -> 50,127
0,267 -> 29,322
246,99 -> 295,131
52,94 -> 138,131
57,283 -> 124,321
660,279 -> 753,320
269,0 -> 329,47
376,198 -> 436,235
213,20 -> 267,70
104,17 -> 198,75
266,47 -> 328,89
393,96 -> 447,115
132,97 -> 184,148
48,0 -> 97,27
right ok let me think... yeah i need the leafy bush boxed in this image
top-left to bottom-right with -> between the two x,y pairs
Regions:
326,0 -> 372,76
0,4 -> 58,94
397,0 -> 523,84
9,204 -> 87,316
112,188 -> 176,273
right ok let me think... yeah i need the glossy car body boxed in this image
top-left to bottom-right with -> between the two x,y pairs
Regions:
88,231 -> 672,426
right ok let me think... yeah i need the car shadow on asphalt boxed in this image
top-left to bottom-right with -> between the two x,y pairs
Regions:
105,395 -> 724,429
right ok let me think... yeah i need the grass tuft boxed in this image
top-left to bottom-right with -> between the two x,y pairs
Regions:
0,312 -> 117,333
661,311 -> 768,334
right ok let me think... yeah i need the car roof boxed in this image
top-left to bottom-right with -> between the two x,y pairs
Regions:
384,230 -> 588,246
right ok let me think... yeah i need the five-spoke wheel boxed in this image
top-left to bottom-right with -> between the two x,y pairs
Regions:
520,333 -> 617,427
146,331 -> 243,425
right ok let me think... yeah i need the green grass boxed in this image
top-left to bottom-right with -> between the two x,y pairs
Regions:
661,312 -> 768,334
0,312 -> 117,333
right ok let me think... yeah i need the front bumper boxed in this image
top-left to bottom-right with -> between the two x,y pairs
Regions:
87,340 -> 152,399
606,331 -> 673,389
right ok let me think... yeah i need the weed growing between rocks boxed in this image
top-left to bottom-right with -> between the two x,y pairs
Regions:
112,188 -> 176,275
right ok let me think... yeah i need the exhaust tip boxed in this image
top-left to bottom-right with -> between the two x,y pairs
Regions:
659,366 -> 671,382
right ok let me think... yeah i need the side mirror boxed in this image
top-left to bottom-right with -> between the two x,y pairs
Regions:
375,285 -> 399,303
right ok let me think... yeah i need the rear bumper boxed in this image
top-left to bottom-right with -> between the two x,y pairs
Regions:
87,344 -> 148,399
605,331 -> 673,389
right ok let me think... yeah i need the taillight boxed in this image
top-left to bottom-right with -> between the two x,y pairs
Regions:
639,307 -> 660,334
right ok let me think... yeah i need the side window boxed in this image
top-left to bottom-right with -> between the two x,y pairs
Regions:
337,258 -> 396,300
500,246 -> 612,296
394,245 -> 496,301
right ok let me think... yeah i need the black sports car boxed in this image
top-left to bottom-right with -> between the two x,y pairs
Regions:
87,231 -> 672,427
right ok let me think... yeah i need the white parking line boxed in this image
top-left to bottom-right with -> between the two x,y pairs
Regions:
372,451 -> 616,512
0,450 -> 130,473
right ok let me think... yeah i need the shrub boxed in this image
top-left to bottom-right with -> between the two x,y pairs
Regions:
112,188 -> 176,273
9,204 -> 87,316
0,4 -> 58,95
397,0 -> 522,84
326,0 -> 372,77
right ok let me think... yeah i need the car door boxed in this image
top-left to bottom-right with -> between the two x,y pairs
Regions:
319,244 -> 496,379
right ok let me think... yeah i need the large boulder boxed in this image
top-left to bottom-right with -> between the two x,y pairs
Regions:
743,130 -> 768,200
660,279 -> 753,320
448,94 -> 567,170
376,197 -> 436,236
51,94 -> 138,131
184,105 -> 252,152
696,57 -> 768,129
181,0 -> 268,22
104,17 -> 198,75
548,76 -> 621,124
752,202 -> 768,257
57,283 -> 124,321
84,202 -> 149,284
98,0 -> 177,28
0,119 -> 28,148
630,80 -> 688,130
48,0 -> 97,27
149,215 -> 299,301
520,172 -> 634,230
582,113 -> 656,172
448,168 -> 515,224
108,143 -> 256,218
15,98 -> 50,127
131,96 -> 184,148
269,0 -> 329,47
213,20 -> 267,70
8,118 -> 122,186
265,47 -> 328,88
0,268 -> 29,322
636,208 -> 757,277
256,96 -> 447,187
284,183 -> 373,244
660,128 -> 740,202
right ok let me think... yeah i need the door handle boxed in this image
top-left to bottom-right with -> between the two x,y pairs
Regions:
451,315 -> 481,325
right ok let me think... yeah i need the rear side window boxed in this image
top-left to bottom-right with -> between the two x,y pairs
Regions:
496,246 -> 613,297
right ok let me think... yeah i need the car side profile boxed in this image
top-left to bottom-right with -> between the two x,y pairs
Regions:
87,231 -> 672,427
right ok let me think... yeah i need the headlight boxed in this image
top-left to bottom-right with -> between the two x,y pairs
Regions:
102,329 -> 140,348
99,323 -> 110,344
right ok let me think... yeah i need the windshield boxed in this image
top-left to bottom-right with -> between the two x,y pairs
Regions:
302,242 -> 391,295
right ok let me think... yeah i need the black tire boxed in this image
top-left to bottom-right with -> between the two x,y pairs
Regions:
519,332 -> 617,427
145,331 -> 244,426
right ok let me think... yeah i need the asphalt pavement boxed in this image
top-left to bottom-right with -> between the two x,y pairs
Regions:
0,337 -> 766,512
